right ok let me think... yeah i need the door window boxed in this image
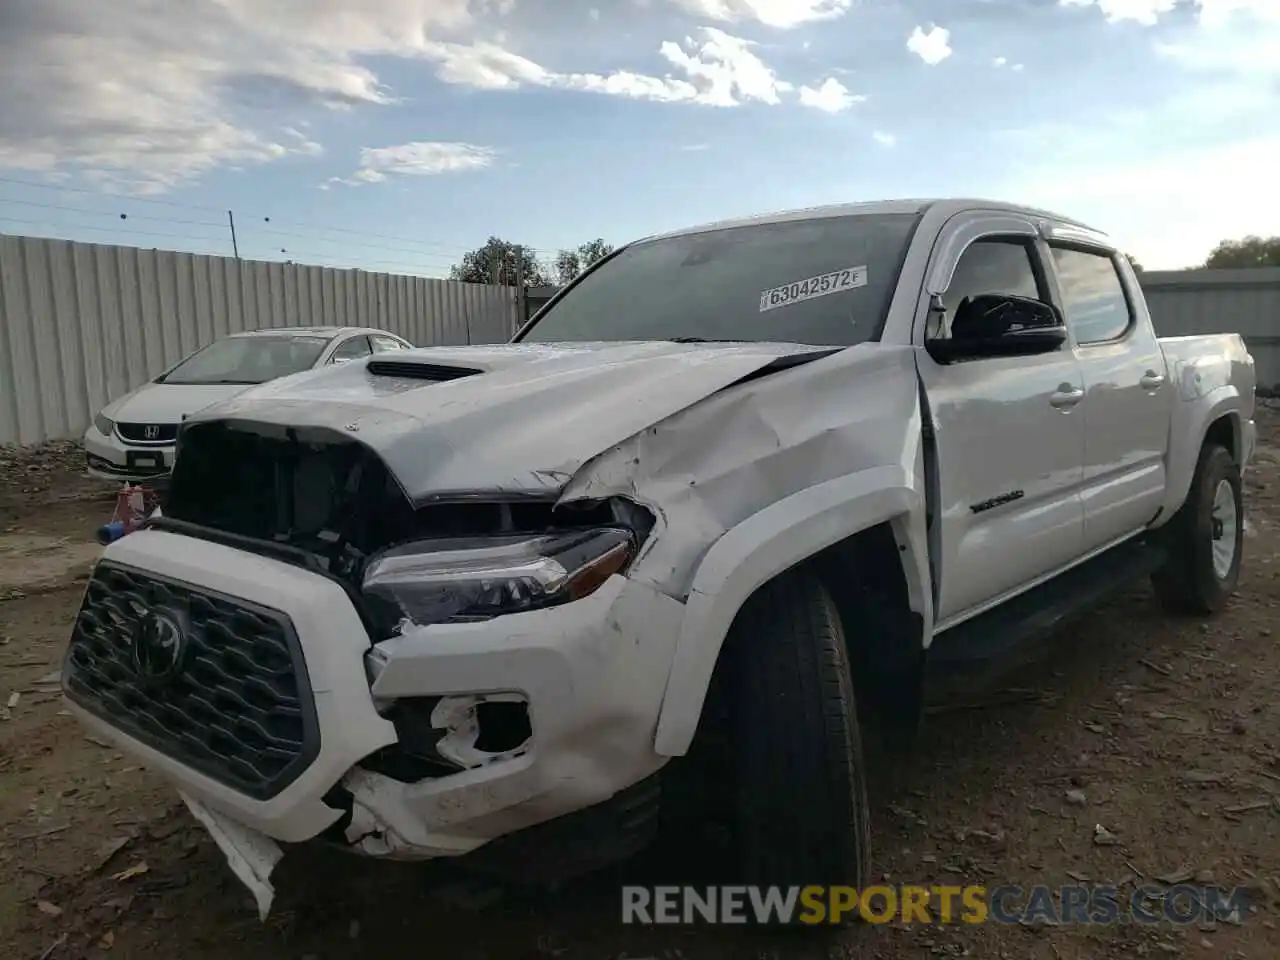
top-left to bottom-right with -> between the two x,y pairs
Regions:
1049,246 -> 1132,344
931,239 -> 1045,340
329,335 -> 372,363
371,334 -> 408,352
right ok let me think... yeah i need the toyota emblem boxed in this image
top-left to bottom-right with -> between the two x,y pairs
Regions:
131,609 -> 187,685
143,424 -> 160,440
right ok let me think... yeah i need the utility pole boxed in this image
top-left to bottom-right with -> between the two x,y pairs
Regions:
227,210 -> 240,259
514,245 -> 526,332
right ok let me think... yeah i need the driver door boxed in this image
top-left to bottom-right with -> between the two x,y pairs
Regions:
918,231 -> 1087,627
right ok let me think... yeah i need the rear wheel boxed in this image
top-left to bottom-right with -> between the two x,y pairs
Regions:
1152,443 -> 1243,615
724,570 -> 870,914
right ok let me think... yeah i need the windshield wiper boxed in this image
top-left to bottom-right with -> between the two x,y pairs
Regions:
665,337 -> 744,344
165,378 -> 261,385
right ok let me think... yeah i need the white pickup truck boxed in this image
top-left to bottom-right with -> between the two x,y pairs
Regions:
62,199 -> 1256,917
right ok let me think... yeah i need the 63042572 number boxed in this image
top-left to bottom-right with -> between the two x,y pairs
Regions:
758,265 -> 868,313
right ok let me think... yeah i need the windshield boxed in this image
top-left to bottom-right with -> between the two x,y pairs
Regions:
518,213 -> 919,346
157,335 -> 330,385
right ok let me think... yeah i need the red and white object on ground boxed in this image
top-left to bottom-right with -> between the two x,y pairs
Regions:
95,483 -> 160,544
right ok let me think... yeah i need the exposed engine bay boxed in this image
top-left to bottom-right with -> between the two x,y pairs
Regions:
159,420 -> 655,641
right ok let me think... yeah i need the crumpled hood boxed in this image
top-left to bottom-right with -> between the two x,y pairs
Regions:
184,340 -> 837,502
105,381 -> 255,426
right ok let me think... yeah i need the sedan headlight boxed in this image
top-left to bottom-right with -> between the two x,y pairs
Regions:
94,413 -> 114,437
361,527 -> 635,631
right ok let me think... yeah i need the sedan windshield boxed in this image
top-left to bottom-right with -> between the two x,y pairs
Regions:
157,335 -> 330,385
518,213 -> 919,346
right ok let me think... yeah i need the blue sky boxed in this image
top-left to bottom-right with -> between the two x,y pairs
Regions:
0,0 -> 1276,275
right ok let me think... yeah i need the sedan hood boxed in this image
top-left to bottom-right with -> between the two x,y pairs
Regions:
185,341 -> 838,502
106,381 -> 255,426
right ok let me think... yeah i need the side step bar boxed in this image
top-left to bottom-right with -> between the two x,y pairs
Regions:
926,537 -> 1166,688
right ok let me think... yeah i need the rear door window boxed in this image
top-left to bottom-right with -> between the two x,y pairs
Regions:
1049,246 -> 1132,344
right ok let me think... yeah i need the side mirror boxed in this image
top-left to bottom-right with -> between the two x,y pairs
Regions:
926,294 -> 1066,364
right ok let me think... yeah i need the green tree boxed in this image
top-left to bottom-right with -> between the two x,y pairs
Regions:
1204,235 -> 1280,269
553,238 -> 615,285
450,237 -> 549,287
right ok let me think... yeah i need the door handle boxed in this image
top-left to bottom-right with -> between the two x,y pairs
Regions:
1140,370 -> 1166,390
1050,384 -> 1084,409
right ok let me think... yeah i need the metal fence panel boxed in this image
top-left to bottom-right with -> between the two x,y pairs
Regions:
1140,268 -> 1280,392
5,235 -> 1278,446
0,235 -> 521,446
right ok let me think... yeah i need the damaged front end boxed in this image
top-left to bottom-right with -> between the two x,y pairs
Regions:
151,418 -> 666,882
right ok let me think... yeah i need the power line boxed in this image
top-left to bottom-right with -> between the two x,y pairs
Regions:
0,174 -> 225,213
246,226 -> 464,260
0,196 -> 229,229
0,216 -> 232,248
0,174 -> 482,256
0,195 -> 473,261
0,221 -> 449,276
245,218 -> 475,255
237,245 -> 457,274
0,175 -> 579,277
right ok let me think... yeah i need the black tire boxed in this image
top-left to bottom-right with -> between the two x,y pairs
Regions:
724,570 -> 870,913
1152,443 -> 1243,615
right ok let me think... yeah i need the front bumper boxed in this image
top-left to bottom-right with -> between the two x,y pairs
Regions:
62,528 -> 684,862
83,424 -> 174,481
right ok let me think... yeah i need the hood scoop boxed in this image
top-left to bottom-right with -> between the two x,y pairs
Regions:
366,359 -> 482,382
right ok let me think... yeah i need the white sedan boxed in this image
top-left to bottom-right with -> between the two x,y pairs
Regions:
84,325 -> 412,481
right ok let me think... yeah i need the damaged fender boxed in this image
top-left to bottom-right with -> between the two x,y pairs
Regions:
653,469 -> 930,757
556,344 -> 935,758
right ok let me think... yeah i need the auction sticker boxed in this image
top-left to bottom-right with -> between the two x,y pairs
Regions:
758,265 -> 868,313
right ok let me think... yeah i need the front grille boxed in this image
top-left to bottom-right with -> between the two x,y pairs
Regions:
116,423 -> 179,443
63,561 -> 320,800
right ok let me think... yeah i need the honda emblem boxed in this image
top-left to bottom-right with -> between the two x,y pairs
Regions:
143,424 -> 160,440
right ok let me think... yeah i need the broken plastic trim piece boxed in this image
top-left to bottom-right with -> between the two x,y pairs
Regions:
432,693 -> 532,768
360,527 -> 634,632
180,793 -> 282,921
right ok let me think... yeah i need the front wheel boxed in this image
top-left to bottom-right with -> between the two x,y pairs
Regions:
1152,443 -> 1243,615
724,570 -> 870,904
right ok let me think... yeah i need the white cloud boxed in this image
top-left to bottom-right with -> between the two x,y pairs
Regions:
428,41 -> 553,90
283,127 -> 325,155
1155,3 -> 1280,77
347,141 -> 496,183
657,28 -> 791,105
1195,0 -> 1280,26
589,7 -> 601,19
0,0 -> 873,191
992,56 -> 1008,67
1014,135 -> 1280,268
872,130 -> 897,147
798,77 -> 865,113
431,26 -> 793,107
670,0 -> 852,29
906,25 -> 952,65
1057,0 -> 1174,25
1060,0 -> 1280,26
0,0 -> 478,190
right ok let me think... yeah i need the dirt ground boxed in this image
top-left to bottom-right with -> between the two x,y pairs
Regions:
4,420 -> 1280,960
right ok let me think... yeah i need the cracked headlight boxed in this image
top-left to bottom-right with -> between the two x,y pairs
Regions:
360,527 -> 635,631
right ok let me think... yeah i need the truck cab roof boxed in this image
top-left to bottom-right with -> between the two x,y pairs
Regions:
646,198 -> 1106,246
